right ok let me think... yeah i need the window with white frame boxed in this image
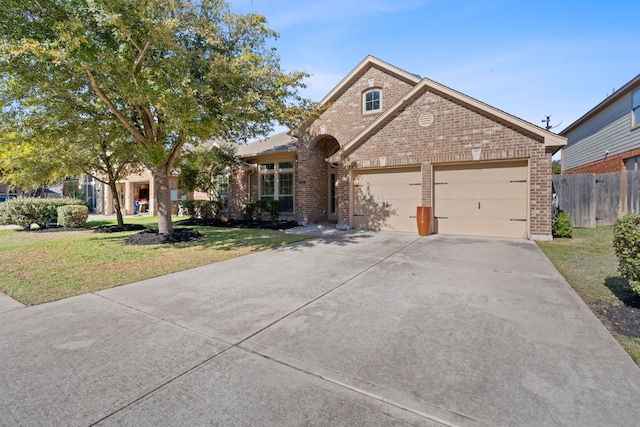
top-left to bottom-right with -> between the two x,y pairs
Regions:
633,88 -> 640,127
363,89 -> 381,113
259,161 -> 294,212
215,169 -> 229,201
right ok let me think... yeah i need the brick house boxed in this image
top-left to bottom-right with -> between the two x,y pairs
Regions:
560,73 -> 640,174
230,56 -> 566,240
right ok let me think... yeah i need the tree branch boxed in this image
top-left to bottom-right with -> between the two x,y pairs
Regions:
166,136 -> 185,171
84,70 -> 148,145
135,105 -> 155,141
131,41 -> 150,88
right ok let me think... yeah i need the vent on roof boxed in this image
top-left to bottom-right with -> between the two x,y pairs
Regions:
419,112 -> 434,128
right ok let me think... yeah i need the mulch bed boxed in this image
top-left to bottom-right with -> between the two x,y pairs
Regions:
124,228 -> 204,245
174,218 -> 300,230
589,296 -> 640,338
93,224 -> 147,233
116,218 -> 299,245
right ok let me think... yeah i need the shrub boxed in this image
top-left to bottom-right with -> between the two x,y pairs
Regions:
57,205 -> 89,227
613,214 -> 640,295
243,200 -> 281,221
242,201 -> 257,220
553,210 -> 573,238
0,198 -> 85,230
257,199 -> 281,220
181,200 -> 224,219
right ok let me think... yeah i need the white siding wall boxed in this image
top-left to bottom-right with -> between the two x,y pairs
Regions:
563,90 -> 640,170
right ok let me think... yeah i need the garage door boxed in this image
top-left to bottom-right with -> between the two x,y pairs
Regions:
434,161 -> 528,238
353,168 -> 422,232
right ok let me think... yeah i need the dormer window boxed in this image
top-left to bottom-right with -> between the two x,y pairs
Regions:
633,88 -> 640,127
363,89 -> 381,113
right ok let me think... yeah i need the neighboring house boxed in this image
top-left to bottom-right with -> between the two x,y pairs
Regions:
229,56 -> 566,240
0,182 -> 21,202
101,169 -> 189,216
561,74 -> 640,173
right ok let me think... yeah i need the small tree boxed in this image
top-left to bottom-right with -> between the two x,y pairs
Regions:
178,143 -> 241,218
553,210 -> 573,238
613,214 -> 640,296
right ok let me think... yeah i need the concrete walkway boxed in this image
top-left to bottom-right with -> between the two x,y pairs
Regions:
1,233 -> 639,426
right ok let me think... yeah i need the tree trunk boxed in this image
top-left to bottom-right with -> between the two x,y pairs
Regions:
155,165 -> 173,235
108,181 -> 125,227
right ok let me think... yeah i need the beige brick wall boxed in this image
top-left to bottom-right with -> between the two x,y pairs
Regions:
229,154 -> 298,221
230,63 -> 553,238
297,65 -> 418,223
300,76 -> 552,237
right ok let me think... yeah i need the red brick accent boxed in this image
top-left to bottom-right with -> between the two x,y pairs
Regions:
563,148 -> 640,174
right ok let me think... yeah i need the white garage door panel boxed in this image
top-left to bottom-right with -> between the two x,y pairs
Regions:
353,169 -> 421,232
434,162 -> 528,238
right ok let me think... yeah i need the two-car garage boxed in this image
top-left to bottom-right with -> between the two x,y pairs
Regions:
352,161 -> 529,238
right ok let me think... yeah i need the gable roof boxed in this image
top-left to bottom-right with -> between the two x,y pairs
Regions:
319,55 -> 422,106
560,73 -> 640,136
236,131 -> 297,158
328,72 -> 567,162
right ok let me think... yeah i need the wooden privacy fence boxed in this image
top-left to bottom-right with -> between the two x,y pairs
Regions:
553,170 -> 640,227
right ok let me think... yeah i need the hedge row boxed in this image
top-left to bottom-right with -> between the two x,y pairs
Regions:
613,214 -> 640,296
0,198 -> 86,230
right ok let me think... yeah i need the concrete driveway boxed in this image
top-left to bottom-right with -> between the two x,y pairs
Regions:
1,232 -> 639,426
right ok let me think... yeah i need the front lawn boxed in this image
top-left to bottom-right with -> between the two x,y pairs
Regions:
0,216 -> 310,306
538,227 -> 640,365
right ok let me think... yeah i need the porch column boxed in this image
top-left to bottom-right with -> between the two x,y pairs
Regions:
124,182 -> 133,215
103,185 -> 112,214
149,177 -> 156,215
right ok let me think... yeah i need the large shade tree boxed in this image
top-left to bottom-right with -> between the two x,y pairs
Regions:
0,0 -> 312,234
0,63 -> 142,227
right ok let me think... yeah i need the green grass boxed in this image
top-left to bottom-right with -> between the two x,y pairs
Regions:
538,226 -> 640,365
0,216 -> 310,306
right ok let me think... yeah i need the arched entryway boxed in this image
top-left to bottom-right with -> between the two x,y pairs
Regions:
302,135 -> 340,222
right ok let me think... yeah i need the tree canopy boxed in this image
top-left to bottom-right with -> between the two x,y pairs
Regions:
0,0 -> 313,234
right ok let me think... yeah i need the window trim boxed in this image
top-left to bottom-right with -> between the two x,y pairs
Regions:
362,89 -> 382,114
632,88 -> 640,128
258,160 -> 295,213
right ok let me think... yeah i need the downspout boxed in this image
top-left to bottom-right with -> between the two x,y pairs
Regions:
240,160 -> 256,201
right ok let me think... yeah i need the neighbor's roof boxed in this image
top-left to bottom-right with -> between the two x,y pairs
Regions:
560,73 -> 640,136
235,132 -> 297,158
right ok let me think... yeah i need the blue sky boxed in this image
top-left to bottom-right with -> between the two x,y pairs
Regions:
231,0 -> 640,140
